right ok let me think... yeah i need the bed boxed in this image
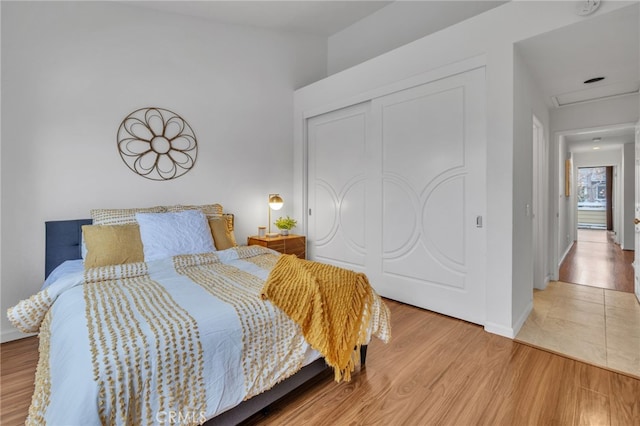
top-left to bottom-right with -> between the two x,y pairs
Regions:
8,204 -> 391,425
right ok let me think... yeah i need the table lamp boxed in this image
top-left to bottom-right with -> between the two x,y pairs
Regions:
268,194 -> 283,235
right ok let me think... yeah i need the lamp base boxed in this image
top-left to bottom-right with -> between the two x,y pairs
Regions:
266,232 -> 280,238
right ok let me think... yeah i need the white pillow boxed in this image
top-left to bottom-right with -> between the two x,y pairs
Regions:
135,210 -> 216,262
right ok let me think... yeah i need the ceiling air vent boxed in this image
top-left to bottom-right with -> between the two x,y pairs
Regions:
583,77 -> 605,84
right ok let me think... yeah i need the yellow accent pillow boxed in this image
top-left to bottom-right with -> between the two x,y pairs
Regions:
209,217 -> 237,250
82,224 -> 144,268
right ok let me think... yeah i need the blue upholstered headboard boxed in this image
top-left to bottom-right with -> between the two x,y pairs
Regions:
44,214 -> 234,279
45,219 -> 92,278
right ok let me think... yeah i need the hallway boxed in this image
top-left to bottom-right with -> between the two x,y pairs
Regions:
559,229 -> 634,293
516,229 -> 639,378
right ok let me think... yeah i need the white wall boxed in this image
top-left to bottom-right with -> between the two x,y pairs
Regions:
327,1 -> 505,75
295,1 -> 633,338
513,46 -> 551,323
572,149 -> 623,176
551,95 -> 639,133
0,1 -> 327,342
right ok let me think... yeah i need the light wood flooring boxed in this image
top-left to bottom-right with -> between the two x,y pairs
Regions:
3,299 -> 639,425
559,229 -> 634,293
0,335 -> 38,426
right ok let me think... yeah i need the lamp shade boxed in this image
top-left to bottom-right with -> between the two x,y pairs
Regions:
268,194 -> 283,210
268,194 -> 283,235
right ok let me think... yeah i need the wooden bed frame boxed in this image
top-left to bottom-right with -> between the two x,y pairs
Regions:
45,219 -> 366,425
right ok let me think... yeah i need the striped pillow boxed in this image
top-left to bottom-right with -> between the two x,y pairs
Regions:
165,204 -> 224,219
91,206 -> 166,226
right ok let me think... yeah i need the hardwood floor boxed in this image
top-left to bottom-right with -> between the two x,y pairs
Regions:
2,300 -> 639,426
246,300 -> 640,425
559,229 -> 634,293
0,335 -> 38,425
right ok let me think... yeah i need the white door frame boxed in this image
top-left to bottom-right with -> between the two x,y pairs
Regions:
634,121 -> 640,303
532,115 -> 549,289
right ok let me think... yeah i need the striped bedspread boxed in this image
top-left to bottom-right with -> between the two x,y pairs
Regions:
8,246 -> 391,425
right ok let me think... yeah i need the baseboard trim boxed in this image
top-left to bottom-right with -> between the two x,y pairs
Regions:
512,300 -> 534,337
484,301 -> 533,339
535,275 -> 551,290
558,241 -> 574,268
1,329 -> 36,344
484,322 -> 515,338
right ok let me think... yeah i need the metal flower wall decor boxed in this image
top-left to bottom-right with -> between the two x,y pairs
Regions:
117,107 -> 198,180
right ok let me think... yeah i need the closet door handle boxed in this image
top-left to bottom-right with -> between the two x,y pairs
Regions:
634,218 -> 640,225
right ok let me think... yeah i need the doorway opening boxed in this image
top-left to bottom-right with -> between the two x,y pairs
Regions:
562,163 -> 634,293
576,166 -> 612,231
561,165 -> 633,293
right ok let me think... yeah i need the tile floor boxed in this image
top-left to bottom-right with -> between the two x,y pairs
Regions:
516,281 -> 640,378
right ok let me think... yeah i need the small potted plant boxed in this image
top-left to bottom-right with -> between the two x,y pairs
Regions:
274,216 -> 297,236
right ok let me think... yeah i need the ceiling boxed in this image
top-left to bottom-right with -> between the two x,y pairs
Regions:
128,1 -> 638,151
125,1 -> 503,37
516,3 -> 639,152
127,1 -> 390,36
130,1 -> 637,101
517,4 -> 638,109
563,126 -> 636,153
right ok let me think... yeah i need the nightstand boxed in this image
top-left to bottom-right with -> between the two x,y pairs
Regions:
247,234 -> 306,259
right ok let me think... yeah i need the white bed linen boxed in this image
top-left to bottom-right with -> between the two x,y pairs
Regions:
12,247 -> 326,425
41,259 -> 84,289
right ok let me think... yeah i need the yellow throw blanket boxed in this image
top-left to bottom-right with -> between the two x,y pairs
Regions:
261,254 -> 374,382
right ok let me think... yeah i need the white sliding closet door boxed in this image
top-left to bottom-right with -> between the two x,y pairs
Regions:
306,67 -> 486,325
372,68 -> 486,324
307,103 -> 371,271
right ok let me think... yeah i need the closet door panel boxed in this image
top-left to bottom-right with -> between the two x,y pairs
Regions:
373,68 -> 486,324
307,103 -> 369,269
382,88 -> 464,189
305,67 -> 486,325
